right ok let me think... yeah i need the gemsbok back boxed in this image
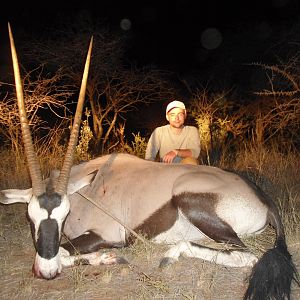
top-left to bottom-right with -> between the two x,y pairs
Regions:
1,23 -> 299,300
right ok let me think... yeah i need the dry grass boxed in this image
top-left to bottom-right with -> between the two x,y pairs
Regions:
0,144 -> 299,299
232,145 -> 300,242
0,149 -> 31,189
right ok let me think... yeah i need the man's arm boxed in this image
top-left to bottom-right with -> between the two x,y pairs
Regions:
163,149 -> 193,163
145,129 -> 160,161
163,127 -> 200,163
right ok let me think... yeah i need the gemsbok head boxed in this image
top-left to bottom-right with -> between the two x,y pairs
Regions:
6,23 -> 92,279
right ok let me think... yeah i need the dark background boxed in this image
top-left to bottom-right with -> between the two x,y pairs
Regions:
1,0 -> 300,76
1,0 -> 300,137
0,2 -> 299,214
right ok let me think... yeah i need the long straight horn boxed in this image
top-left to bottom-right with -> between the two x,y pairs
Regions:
8,23 -> 45,196
55,37 -> 93,195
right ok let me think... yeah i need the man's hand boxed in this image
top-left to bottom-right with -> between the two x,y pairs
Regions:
163,150 -> 178,163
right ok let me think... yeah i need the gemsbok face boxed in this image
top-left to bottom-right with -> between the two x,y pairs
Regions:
0,23 -> 299,300
28,193 -> 70,278
6,23 -> 92,279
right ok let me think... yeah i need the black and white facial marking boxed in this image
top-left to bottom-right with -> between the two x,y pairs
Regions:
28,192 -> 70,279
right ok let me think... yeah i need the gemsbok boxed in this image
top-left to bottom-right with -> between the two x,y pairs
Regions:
1,23 -> 299,300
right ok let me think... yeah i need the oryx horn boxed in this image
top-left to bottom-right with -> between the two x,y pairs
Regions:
55,37 -> 93,195
8,22 -> 45,196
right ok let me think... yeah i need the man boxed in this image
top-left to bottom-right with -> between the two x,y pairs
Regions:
145,100 -> 200,165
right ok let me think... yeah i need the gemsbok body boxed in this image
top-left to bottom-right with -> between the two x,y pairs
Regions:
0,23 -> 299,300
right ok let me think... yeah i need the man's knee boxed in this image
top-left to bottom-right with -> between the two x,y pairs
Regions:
180,157 -> 198,165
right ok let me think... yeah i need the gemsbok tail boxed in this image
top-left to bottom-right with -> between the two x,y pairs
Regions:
244,204 -> 300,300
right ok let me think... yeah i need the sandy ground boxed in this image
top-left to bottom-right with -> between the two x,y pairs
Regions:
0,203 -> 299,300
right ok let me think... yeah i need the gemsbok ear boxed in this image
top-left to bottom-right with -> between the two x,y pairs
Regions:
0,188 -> 33,204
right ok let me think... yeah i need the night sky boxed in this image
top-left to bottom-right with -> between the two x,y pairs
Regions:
1,0 -> 300,76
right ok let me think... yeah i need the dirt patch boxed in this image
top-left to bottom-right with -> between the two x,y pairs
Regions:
0,204 -> 299,300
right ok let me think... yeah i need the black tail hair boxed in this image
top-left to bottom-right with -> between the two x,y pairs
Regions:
244,237 -> 299,300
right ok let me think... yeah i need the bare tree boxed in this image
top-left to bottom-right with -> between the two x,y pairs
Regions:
0,66 -> 72,153
248,60 -> 300,146
18,15 -> 177,154
190,88 -> 249,164
87,67 -> 176,153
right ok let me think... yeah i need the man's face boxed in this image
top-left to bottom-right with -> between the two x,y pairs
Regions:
167,107 -> 186,128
